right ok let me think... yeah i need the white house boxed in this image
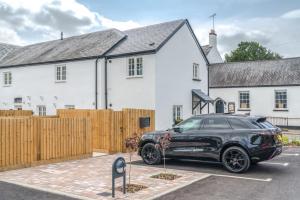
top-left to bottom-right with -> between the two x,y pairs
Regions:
0,19 -> 222,130
209,57 -> 300,127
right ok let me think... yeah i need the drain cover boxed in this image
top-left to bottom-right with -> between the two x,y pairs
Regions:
97,192 -> 111,197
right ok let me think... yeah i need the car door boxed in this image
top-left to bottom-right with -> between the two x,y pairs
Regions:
193,117 -> 233,161
166,117 -> 203,158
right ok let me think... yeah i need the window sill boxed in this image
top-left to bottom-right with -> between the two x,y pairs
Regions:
193,78 -> 202,82
3,85 -> 12,87
126,75 -> 143,79
273,109 -> 289,112
237,108 -> 251,111
55,80 -> 66,83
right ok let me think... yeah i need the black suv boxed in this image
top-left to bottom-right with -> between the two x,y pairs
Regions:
138,114 -> 283,173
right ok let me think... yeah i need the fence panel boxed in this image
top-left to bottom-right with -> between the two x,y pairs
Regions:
0,110 -> 33,117
57,109 -> 155,153
0,117 -> 92,171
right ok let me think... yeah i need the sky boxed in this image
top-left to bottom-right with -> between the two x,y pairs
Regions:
1,0 -> 300,57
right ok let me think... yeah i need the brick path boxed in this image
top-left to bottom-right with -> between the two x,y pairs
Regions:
0,153 -> 209,200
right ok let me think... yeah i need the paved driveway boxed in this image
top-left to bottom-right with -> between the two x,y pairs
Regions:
0,153 -> 208,200
152,147 -> 300,200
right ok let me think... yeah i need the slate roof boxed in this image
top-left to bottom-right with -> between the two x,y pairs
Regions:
209,57 -> 300,88
201,45 -> 212,56
106,19 -> 186,57
0,29 -> 126,67
0,19 -> 188,67
0,43 -> 19,61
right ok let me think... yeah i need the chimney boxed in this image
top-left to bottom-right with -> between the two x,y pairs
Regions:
61,32 -> 63,40
209,29 -> 217,48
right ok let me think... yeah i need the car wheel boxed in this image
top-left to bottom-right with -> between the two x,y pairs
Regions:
141,143 -> 161,165
222,146 -> 250,173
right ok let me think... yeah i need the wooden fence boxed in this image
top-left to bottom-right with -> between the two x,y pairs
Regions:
0,110 -> 33,117
57,109 -> 155,153
0,117 -> 92,171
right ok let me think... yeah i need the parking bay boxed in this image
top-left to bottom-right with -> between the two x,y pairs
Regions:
146,147 -> 300,200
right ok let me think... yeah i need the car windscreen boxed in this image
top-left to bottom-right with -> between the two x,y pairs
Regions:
175,118 -> 202,132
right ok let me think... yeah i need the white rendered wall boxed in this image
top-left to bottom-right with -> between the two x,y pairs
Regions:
0,59 -> 101,115
155,23 -> 209,130
210,86 -> 300,120
207,46 -> 223,64
106,54 -> 156,110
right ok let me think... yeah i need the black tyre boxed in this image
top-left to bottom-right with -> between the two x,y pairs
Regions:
222,146 -> 250,173
141,143 -> 161,165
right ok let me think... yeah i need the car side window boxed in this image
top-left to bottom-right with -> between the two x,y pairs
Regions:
202,118 -> 231,129
176,118 -> 202,132
228,118 -> 250,129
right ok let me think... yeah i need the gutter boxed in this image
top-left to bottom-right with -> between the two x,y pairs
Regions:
104,57 -> 108,109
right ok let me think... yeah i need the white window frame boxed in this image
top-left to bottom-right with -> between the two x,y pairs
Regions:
239,91 -> 250,110
274,90 -> 288,110
3,72 -> 12,86
173,105 -> 183,123
55,65 -> 67,82
127,57 -> 143,78
37,105 -> 46,116
193,63 -> 200,80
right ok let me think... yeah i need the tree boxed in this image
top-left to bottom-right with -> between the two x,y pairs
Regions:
156,132 -> 171,174
225,41 -> 282,62
125,133 -> 140,185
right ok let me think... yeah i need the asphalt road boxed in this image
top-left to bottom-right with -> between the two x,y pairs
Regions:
153,147 -> 300,200
0,181 -> 78,200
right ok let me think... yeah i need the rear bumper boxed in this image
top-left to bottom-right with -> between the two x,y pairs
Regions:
250,145 -> 282,162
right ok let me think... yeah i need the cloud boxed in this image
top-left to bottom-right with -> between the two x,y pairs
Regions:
0,0 -> 140,45
195,14 -> 300,58
281,9 -> 300,19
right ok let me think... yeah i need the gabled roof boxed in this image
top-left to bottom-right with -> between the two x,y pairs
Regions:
209,57 -> 300,88
0,43 -> 19,61
0,29 -> 126,67
201,45 -> 212,56
106,19 -> 186,57
0,19 -> 208,68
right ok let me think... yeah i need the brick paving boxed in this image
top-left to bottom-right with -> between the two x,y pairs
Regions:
0,153 -> 209,200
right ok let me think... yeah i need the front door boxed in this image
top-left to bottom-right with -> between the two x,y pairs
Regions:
215,100 -> 225,113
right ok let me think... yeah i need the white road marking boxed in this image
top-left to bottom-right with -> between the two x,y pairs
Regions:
261,162 -> 289,166
281,153 -> 299,156
209,173 -> 272,182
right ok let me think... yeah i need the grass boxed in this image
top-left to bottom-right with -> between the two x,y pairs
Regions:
282,135 -> 300,146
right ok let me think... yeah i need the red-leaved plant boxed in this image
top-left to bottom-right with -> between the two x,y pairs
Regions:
156,132 -> 172,173
125,133 -> 140,185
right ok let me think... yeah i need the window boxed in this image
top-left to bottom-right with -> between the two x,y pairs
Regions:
193,63 -> 200,80
136,57 -> 143,76
55,65 -> 66,81
202,118 -> 231,129
275,90 -> 287,109
175,118 -> 202,132
3,72 -> 12,86
14,105 -> 22,110
14,97 -> 22,104
228,118 -> 250,129
128,57 -> 143,77
239,91 -> 250,109
173,105 -> 183,123
65,105 -> 75,109
37,105 -> 46,116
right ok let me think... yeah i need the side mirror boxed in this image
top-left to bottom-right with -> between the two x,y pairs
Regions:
173,127 -> 182,133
